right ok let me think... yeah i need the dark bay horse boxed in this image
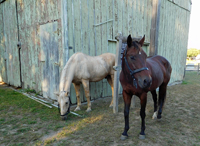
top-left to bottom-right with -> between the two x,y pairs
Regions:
120,35 -> 172,140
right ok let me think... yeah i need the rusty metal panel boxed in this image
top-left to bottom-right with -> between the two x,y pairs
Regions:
2,0 -> 21,87
40,21 -> 60,100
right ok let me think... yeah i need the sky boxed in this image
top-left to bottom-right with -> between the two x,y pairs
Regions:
187,0 -> 200,49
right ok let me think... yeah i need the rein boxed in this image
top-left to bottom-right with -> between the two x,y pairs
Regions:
124,47 -> 149,88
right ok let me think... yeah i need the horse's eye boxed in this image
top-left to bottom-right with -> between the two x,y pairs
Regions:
66,102 -> 68,104
130,56 -> 135,60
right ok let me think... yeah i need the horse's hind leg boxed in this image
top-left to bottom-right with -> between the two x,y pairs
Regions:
151,90 -> 158,119
157,83 -> 167,119
73,83 -> 81,111
82,79 -> 91,112
107,75 -> 114,107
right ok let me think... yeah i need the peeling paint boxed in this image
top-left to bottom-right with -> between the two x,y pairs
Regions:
0,0 -> 191,103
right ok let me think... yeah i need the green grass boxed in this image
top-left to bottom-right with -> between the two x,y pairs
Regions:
1,71 -> 200,146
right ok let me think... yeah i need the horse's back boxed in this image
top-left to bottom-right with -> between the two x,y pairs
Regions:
147,55 -> 172,86
148,55 -> 172,74
67,52 -> 115,82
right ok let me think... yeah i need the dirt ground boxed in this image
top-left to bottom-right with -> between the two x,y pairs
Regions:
0,71 -> 200,146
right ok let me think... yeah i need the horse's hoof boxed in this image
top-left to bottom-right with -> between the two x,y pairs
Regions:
120,135 -> 128,140
157,114 -> 162,119
139,134 -> 145,140
74,107 -> 81,111
86,108 -> 91,112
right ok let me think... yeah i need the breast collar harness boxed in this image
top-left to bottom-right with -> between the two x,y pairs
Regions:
124,47 -> 149,88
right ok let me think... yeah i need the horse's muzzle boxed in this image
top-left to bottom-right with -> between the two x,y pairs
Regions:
60,115 -> 68,120
139,76 -> 152,89
143,78 -> 152,88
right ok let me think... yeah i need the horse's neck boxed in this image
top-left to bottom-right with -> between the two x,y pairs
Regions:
59,66 -> 74,93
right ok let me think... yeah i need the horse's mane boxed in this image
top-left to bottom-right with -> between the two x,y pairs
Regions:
59,55 -> 74,91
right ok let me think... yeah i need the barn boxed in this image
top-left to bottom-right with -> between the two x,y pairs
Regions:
0,0 -> 191,104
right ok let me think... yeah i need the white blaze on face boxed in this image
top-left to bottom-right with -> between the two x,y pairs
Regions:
60,99 -> 65,115
59,94 -> 70,115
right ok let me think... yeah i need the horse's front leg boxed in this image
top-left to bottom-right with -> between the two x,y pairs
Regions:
73,83 -> 81,111
82,79 -> 91,112
151,90 -> 158,119
121,90 -> 132,140
139,93 -> 147,139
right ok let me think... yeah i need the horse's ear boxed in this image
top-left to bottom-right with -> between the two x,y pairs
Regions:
127,34 -> 132,47
139,35 -> 145,46
54,92 -> 59,97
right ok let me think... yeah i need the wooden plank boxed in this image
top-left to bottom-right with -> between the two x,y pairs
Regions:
74,0 -> 81,53
3,0 -> 21,87
122,0 -> 128,35
113,33 -> 122,113
81,0 -> 89,54
95,0 -> 101,56
87,0 -> 95,56
101,0 -> 107,54
67,0 -> 74,58
128,0 -> 133,35
40,22 -> 60,100
0,5 -> 6,82
113,0 -> 118,40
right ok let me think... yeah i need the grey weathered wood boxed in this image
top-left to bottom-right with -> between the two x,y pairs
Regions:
0,0 -> 192,103
40,22 -> 60,100
2,1 -> 21,87
150,0 -> 158,56
113,32 -> 122,114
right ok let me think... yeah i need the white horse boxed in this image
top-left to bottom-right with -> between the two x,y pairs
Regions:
54,52 -> 115,120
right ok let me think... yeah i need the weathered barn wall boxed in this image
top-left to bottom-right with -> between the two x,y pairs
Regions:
157,0 -> 191,84
0,4 -> 6,82
65,0 -> 153,103
0,0 -> 191,104
0,0 -> 21,86
17,0 -> 63,100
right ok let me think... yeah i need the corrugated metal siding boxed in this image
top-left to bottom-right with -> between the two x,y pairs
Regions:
157,0 -> 191,84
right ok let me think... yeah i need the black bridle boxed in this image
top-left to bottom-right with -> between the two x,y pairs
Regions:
58,91 -> 71,117
124,47 -> 149,88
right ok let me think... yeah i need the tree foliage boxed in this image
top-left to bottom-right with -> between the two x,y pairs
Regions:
187,48 -> 200,57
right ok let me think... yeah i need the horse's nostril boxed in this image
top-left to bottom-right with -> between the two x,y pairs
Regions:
144,79 -> 147,85
143,78 -> 151,88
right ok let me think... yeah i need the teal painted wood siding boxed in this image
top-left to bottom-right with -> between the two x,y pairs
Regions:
0,0 -> 191,104
0,0 -> 21,87
0,5 -> 6,82
157,0 -> 191,84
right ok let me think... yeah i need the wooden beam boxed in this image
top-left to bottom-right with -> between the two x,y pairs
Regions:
113,32 -> 123,114
150,0 -> 158,56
